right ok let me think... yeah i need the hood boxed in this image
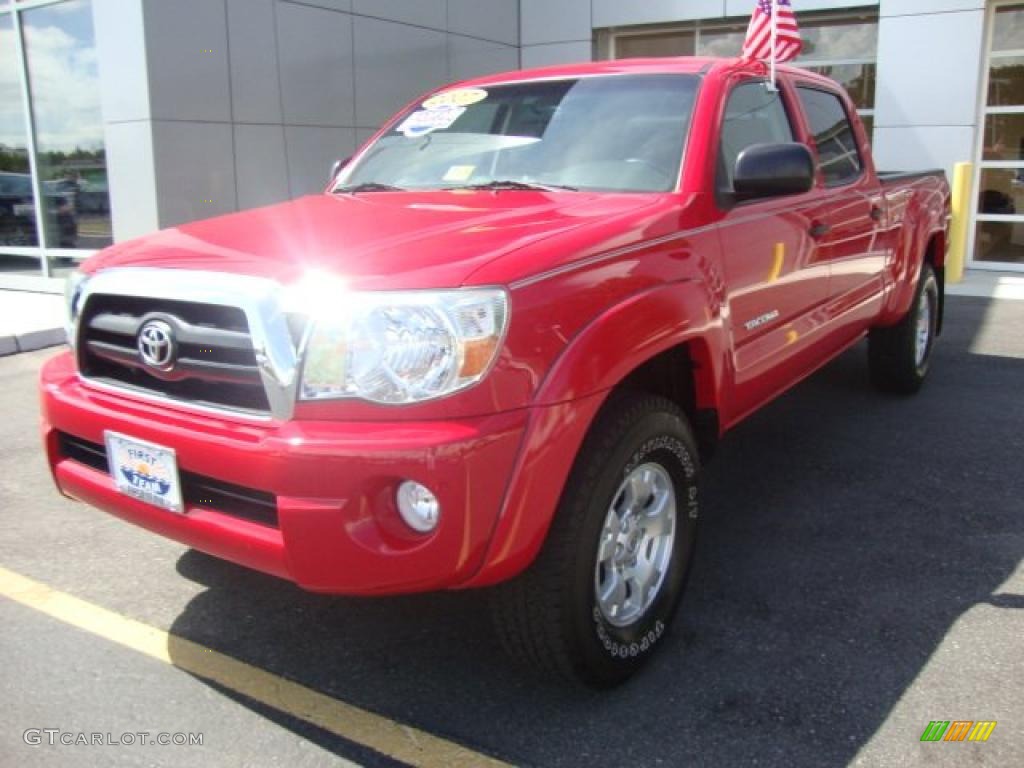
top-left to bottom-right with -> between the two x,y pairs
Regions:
86,191 -> 665,290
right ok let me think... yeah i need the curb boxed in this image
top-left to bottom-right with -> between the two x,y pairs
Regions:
0,328 -> 66,357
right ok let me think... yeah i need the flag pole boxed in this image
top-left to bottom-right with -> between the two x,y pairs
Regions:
769,0 -> 778,91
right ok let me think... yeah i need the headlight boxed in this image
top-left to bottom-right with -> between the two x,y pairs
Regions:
298,288 -> 508,404
64,270 -> 89,346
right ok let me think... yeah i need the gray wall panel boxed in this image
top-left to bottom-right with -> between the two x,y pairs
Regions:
277,1 -> 355,126
151,121 -> 237,228
353,0 -> 447,30
227,0 -> 283,124
354,16 -> 448,128
235,125 -> 290,209
143,0 -> 231,122
286,126 -> 356,196
521,0 -> 589,45
449,0 -> 520,45
449,35 -> 519,81
106,0 -> 568,238
521,41 -> 592,68
281,0 -> 352,11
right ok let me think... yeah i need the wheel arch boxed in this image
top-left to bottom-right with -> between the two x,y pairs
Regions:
923,232 -> 946,335
610,339 -> 720,461
461,281 -> 724,588
883,215 -> 947,329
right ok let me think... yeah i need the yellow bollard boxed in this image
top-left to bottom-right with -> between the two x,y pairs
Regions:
946,161 -> 972,284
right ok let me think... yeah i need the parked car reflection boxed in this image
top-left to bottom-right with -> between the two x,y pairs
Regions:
0,171 -> 78,247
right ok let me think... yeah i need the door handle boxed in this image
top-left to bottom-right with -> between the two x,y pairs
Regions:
870,205 -> 884,222
809,222 -> 831,239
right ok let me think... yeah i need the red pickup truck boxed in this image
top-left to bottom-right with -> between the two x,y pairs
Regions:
41,57 -> 949,686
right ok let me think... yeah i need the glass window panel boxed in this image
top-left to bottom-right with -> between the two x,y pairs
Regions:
797,17 -> 877,62
797,86 -> 862,186
859,113 -> 873,145
349,75 -> 699,194
977,168 -> 1024,215
23,0 -> 112,271
696,25 -> 746,58
0,12 -> 43,275
802,63 -> 875,110
992,5 -> 1024,53
975,220 -> 1024,263
718,82 -> 794,193
981,113 -> 1024,161
987,56 -> 1024,106
616,31 -> 695,59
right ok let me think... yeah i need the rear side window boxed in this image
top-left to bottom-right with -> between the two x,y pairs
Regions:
718,81 -> 795,194
796,87 -> 862,186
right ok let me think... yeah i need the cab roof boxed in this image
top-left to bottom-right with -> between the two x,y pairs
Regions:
452,56 -> 837,91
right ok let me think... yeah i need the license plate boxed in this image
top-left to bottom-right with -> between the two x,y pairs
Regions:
105,432 -> 184,513
12,203 -> 34,217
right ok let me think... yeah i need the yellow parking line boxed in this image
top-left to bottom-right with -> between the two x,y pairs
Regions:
0,565 -> 512,768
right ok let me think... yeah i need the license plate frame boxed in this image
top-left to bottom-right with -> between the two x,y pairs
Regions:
104,431 -> 184,514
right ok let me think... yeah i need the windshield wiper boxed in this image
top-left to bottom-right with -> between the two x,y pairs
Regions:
453,180 -> 579,193
334,182 -> 407,194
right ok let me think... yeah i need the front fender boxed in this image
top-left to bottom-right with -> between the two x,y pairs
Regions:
460,280 -> 723,587
534,279 -> 724,406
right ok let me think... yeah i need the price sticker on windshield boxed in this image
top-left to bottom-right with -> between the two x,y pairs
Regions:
443,165 -> 476,182
396,106 -> 466,138
422,88 -> 488,110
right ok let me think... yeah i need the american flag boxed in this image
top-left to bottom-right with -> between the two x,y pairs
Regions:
742,0 -> 802,63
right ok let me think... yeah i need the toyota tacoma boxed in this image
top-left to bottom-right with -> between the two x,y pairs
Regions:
41,57 -> 950,686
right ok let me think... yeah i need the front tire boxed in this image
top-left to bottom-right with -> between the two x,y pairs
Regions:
868,263 -> 939,394
490,394 -> 700,687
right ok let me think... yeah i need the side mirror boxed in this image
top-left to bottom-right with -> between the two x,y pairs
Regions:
329,157 -> 352,182
732,142 -> 814,201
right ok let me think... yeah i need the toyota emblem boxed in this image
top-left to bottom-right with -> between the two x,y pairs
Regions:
137,320 -> 177,371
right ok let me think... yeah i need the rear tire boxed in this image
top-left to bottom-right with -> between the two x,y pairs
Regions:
490,393 -> 700,688
868,263 -> 939,394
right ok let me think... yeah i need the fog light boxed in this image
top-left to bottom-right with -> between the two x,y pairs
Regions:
396,481 -> 440,533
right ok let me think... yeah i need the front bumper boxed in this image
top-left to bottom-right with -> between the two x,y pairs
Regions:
40,352 -> 527,594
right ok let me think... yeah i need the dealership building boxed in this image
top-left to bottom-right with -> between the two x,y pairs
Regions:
1,0 -> 1022,291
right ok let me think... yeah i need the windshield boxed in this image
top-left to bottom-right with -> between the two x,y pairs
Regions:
337,74 -> 700,194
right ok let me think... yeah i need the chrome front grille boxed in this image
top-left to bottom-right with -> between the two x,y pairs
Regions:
79,295 -> 271,415
72,269 -> 308,421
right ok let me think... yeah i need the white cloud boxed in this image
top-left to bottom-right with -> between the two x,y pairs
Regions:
22,19 -> 105,152
0,26 -> 30,150
0,11 -> 105,154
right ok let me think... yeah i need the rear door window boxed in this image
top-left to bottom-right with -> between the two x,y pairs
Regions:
796,87 -> 863,186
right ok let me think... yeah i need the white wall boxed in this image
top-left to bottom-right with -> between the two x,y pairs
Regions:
92,0 -> 157,242
872,0 -> 986,181
95,0 -> 521,236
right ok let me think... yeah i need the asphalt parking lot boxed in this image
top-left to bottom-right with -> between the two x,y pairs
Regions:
1,294 -> 1021,768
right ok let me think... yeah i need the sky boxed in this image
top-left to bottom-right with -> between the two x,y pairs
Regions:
0,0 -> 105,154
